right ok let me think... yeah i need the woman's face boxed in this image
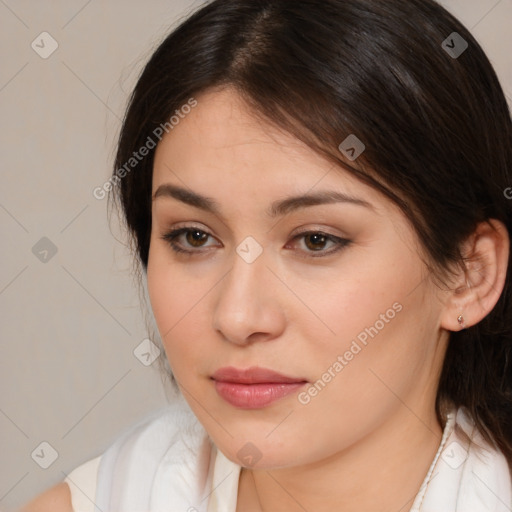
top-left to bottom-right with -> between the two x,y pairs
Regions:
147,88 -> 449,469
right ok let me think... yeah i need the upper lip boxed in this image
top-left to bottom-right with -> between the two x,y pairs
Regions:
211,366 -> 307,384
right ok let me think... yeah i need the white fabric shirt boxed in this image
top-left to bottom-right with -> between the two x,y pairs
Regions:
64,397 -> 512,512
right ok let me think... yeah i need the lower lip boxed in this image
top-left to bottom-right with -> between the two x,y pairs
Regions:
213,381 -> 306,409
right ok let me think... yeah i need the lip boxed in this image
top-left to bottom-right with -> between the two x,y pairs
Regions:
211,366 -> 308,409
212,366 -> 307,384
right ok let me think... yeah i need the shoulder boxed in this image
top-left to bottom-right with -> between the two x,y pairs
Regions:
18,482 -> 73,512
64,456 -> 101,511
19,456 -> 101,512
21,400 -> 205,512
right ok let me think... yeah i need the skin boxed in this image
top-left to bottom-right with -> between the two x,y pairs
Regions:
18,482 -> 72,512
146,86 -> 509,512
20,87 -> 509,512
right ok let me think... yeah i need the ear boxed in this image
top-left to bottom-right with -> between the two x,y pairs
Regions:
440,219 -> 509,331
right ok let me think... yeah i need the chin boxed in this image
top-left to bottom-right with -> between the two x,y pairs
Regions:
212,429 -> 313,471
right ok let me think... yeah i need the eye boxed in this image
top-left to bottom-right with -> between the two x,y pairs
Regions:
160,227 -> 218,254
160,226 -> 351,257
286,230 -> 351,258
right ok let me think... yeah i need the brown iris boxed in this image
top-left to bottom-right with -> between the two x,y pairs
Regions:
186,230 -> 209,247
303,233 -> 328,251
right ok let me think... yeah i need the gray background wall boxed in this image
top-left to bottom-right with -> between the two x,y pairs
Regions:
1,1 -> 511,510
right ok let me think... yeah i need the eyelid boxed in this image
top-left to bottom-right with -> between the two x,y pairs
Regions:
166,222 -> 218,241
290,225 -> 347,239
286,229 -> 350,258
160,223 -> 351,258
161,224 -> 221,251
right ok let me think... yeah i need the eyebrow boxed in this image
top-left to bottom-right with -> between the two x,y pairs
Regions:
152,184 -> 374,217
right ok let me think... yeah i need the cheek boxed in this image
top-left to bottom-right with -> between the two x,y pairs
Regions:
293,247 -> 412,348
285,262 -> 433,455
297,242 -> 429,392
146,245 -> 215,378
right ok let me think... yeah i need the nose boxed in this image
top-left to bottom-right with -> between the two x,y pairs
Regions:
212,246 -> 286,346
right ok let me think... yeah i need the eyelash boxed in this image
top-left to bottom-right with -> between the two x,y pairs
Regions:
160,226 -> 351,258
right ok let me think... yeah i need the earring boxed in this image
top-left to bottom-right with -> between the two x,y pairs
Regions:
457,314 -> 465,328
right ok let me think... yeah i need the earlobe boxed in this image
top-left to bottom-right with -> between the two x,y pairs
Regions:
440,219 -> 509,332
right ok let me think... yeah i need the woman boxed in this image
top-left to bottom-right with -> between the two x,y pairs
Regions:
21,0 -> 512,510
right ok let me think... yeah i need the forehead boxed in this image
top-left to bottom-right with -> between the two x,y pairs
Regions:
154,89 -> 319,172
152,88 -> 368,196
149,89 -> 416,244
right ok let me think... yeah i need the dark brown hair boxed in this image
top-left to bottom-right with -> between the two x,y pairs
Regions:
110,0 -> 512,465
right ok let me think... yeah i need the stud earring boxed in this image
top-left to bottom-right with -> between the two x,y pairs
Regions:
457,314 -> 465,328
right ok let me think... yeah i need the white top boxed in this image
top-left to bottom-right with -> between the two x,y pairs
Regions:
64,397 -> 512,512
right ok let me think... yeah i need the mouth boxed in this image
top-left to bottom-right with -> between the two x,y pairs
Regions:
211,366 -> 308,409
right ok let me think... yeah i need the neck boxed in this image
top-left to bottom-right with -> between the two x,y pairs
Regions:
238,404 -> 444,512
